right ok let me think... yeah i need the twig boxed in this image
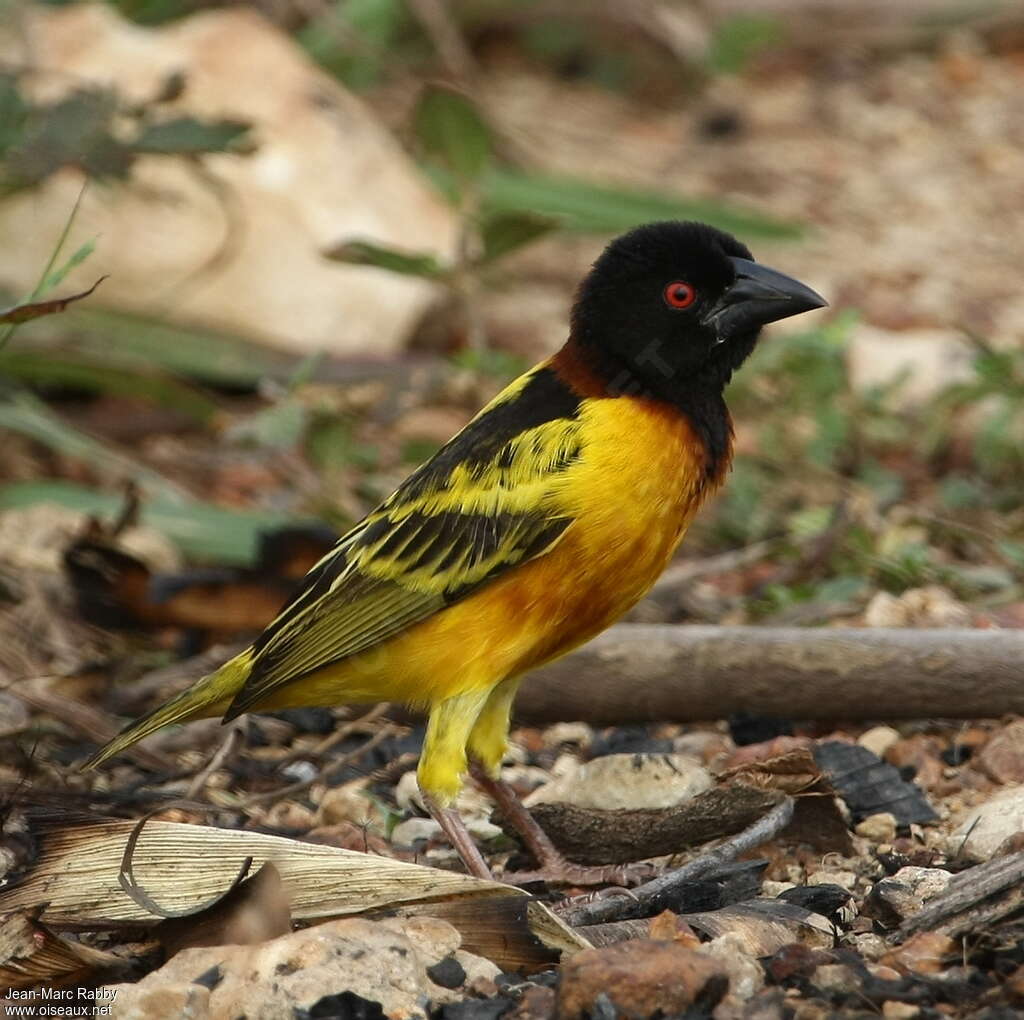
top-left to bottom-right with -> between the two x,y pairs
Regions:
243,723 -> 400,807
186,724 -> 243,800
557,797 -> 795,927
899,850 -> 1024,940
278,703 -> 390,767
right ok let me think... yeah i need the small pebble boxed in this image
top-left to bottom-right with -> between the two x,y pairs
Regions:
855,812 -> 898,842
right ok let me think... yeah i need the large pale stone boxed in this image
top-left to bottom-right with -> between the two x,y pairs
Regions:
0,5 -> 456,354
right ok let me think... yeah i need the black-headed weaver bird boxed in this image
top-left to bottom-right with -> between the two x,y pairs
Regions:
86,221 -> 825,884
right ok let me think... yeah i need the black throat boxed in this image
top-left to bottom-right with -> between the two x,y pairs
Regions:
569,335 -> 734,480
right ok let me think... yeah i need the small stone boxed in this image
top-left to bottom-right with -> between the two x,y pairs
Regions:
557,939 -> 725,1019
806,870 -> 857,893
948,785 -> 1024,860
812,963 -> 859,994
858,726 -> 901,759
978,721 -> 1024,785
864,586 -> 970,628
848,933 -> 889,961
304,821 -> 391,856
855,812 -> 898,843
426,955 -> 466,989
882,1002 -> 920,1019
700,933 -> 764,1001
316,778 -> 387,831
392,817 -> 442,847
863,866 -> 952,925
881,932 -> 955,976
542,722 -> 594,749
525,753 -> 712,811
453,950 -> 502,989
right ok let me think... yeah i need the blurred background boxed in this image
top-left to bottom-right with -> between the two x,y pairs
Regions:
2,0 -> 1024,681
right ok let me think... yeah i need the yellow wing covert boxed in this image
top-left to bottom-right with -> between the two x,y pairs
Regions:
223,365 -> 584,718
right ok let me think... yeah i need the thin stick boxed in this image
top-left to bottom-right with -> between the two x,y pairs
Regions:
558,797 -> 795,928
186,724 -> 243,800
278,703 -> 390,766
243,723 -> 399,807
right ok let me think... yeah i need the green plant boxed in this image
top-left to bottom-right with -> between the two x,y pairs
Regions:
327,84 -> 802,349
0,70 -> 250,198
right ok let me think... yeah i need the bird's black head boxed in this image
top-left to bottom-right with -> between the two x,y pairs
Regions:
571,221 -> 826,400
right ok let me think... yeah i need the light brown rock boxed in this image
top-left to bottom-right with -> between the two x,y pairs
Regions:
978,720 -> 1024,785
949,785 -> 1024,860
855,812 -> 898,843
557,939 -> 725,1019
864,866 -> 952,925
0,5 -> 456,355
103,916 -> 466,1020
525,752 -> 712,811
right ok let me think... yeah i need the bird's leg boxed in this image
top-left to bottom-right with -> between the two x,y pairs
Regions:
469,761 -> 654,888
420,792 -> 493,881
418,689 -> 495,880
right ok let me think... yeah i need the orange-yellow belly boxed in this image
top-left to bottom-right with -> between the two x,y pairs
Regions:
258,395 -> 728,713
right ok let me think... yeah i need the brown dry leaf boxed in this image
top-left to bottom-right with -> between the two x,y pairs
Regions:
525,784 -> 781,865
0,819 -> 588,968
679,900 -> 837,956
0,908 -> 121,991
0,278 -> 106,324
157,862 -> 291,959
721,747 -> 830,797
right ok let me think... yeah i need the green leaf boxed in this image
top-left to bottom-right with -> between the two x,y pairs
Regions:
413,84 -> 492,185
226,399 -> 309,450
0,277 -> 106,324
41,239 -> 97,293
131,117 -> 251,155
479,169 -> 803,239
478,211 -> 560,264
708,14 -> 784,75
9,303 -> 283,388
0,392 -> 189,501
0,480 -> 307,566
324,239 -> 448,278
0,349 -> 218,424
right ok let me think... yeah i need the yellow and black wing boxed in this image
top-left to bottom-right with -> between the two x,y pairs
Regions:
223,365 -> 584,718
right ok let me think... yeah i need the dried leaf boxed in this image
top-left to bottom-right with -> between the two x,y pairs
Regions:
814,741 -> 938,825
0,909 -> 120,991
0,818 -> 587,968
0,277 -> 106,324
680,899 -> 837,955
723,747 -> 830,796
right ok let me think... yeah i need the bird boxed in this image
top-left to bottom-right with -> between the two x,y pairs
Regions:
85,221 -> 826,884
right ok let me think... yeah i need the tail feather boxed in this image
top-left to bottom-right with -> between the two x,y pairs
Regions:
83,649 -> 255,770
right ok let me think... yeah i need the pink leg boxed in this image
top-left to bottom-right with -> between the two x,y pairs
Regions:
470,762 -> 654,888
421,791 -> 493,881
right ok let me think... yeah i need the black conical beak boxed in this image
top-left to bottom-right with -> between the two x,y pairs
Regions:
702,257 -> 827,343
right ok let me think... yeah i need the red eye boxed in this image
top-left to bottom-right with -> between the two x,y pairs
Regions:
664,281 -> 697,309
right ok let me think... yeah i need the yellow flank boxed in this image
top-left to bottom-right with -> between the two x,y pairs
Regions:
253,393 -> 725,800
86,380 -> 728,802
